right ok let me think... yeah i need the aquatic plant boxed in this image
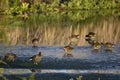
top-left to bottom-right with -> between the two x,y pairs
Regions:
0,72 -> 35,80
0,68 -> 4,73
20,73 -> 35,80
0,72 -> 8,80
69,76 -> 82,80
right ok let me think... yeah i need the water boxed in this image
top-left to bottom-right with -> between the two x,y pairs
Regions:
0,45 -> 120,69
0,10 -> 120,80
2,72 -> 120,80
0,44 -> 120,80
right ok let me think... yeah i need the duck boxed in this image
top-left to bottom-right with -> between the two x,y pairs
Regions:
63,45 -> 73,53
32,38 -> 39,47
103,42 -> 114,51
3,53 -> 16,62
88,32 -> 96,36
85,35 -> 90,41
63,45 -> 73,57
69,34 -> 80,45
85,32 -> 96,41
29,52 -> 42,65
92,41 -> 102,51
86,39 -> 96,46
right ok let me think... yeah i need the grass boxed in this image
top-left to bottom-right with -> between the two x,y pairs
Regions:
69,76 -> 101,80
20,73 -> 35,80
0,72 -> 35,80
69,76 -> 82,80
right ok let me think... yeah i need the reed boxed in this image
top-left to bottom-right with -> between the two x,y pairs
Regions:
1,17 -> 120,46
0,0 -> 9,11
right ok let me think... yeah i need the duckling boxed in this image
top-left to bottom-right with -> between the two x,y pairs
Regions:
93,41 -> 102,51
69,34 -> 80,45
29,52 -> 42,65
32,38 -> 39,47
85,32 -> 96,41
88,32 -> 96,36
103,42 -> 114,51
3,53 -> 16,62
63,45 -> 73,53
63,45 -> 73,57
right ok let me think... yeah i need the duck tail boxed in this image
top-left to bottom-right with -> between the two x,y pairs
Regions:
29,58 -> 32,61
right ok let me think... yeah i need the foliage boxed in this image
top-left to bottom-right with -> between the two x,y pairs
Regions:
0,9 -> 120,29
29,73 -> 35,80
0,0 -> 120,16
0,60 -> 8,65
69,76 -> 82,80
20,73 -> 35,80
0,68 -> 4,73
0,73 -> 35,80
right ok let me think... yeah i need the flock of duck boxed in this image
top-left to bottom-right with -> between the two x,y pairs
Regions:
63,32 -> 114,57
0,32 -> 114,65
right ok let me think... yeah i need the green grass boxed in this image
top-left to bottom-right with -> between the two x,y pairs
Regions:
0,72 -> 35,80
20,73 -> 35,80
69,76 -> 82,80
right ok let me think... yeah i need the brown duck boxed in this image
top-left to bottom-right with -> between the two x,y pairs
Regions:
86,39 -> 96,46
4,53 -> 16,62
85,32 -> 96,41
85,35 -> 90,41
69,34 -> 80,45
32,38 -> 39,47
103,42 -> 114,51
63,45 -> 73,57
92,41 -> 102,51
63,45 -> 73,53
29,52 -> 42,65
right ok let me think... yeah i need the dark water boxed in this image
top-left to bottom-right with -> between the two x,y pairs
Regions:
2,73 -> 120,80
0,44 -> 120,80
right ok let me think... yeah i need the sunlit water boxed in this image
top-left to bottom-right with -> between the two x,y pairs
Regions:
0,44 -> 120,80
0,44 -> 120,69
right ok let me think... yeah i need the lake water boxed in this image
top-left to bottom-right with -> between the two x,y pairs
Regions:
0,10 -> 120,80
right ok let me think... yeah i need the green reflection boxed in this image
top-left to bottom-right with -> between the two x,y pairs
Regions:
0,10 -> 120,46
